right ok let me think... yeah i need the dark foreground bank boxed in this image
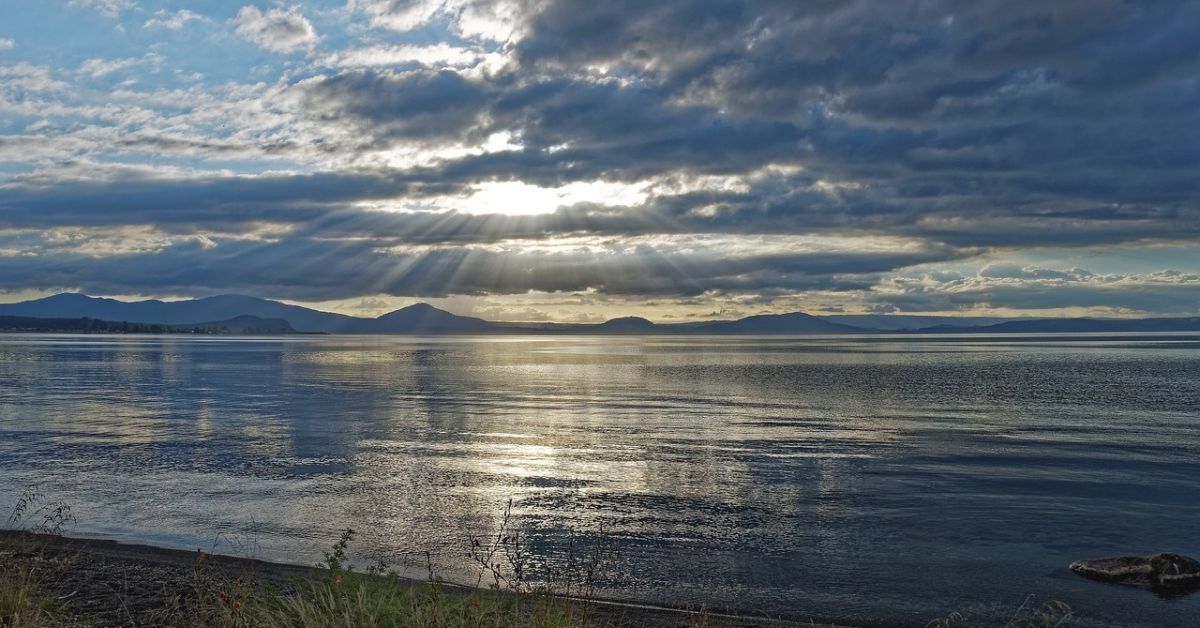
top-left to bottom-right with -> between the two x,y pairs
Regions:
0,531 -> 1091,628
1,531 -> 842,628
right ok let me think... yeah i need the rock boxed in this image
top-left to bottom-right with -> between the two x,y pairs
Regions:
1070,553 -> 1200,589
1151,554 -> 1200,585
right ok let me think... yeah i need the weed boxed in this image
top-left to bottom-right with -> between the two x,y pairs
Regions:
925,595 -> 1073,628
2,491 -> 1079,628
5,488 -> 74,537
1,489 -> 70,628
0,556 -> 59,628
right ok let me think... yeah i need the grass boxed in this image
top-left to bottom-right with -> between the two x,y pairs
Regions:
2,488 -> 73,628
0,557 -> 58,628
150,527 -> 595,628
3,495 -> 621,628
925,596 -> 1073,628
1,491 -> 1074,628
154,563 -> 576,628
1,527 -> 598,628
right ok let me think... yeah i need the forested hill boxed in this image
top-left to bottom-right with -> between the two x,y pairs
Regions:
0,315 -> 295,335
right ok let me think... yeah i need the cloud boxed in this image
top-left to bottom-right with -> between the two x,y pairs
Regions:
67,0 -> 134,17
78,57 -> 140,78
977,263 -> 1090,281
0,39 -> 14,51
349,0 -> 521,41
870,265 -> 1200,315
144,10 -> 206,31
0,228 -> 948,301
2,1 -> 1200,315
320,43 -> 495,70
350,0 -> 449,32
233,5 -> 319,54
295,69 -> 491,143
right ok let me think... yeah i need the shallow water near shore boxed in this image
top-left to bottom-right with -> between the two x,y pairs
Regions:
2,333 -> 1199,626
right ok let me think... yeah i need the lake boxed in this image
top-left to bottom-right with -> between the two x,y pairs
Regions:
1,334 -> 1198,626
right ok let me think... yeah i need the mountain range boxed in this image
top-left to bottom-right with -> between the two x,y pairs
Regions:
0,313 -> 294,335
0,293 -> 1197,335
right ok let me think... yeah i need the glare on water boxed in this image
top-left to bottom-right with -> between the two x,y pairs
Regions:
1,334 -> 1198,627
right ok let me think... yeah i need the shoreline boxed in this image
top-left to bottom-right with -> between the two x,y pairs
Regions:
1,530 -> 852,628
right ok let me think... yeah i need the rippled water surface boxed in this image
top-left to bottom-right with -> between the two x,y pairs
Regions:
2,334 -> 1199,626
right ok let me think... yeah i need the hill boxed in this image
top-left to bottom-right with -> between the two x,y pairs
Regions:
369,303 -> 495,333
174,315 -> 296,334
0,294 -> 492,334
692,312 -> 867,334
0,314 -> 294,335
4,293 -> 1199,336
919,317 -> 1200,334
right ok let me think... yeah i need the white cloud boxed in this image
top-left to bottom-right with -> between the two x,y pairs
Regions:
77,53 -> 163,78
321,43 -> 486,69
455,0 -> 523,42
79,57 -> 139,78
0,39 -> 14,51
233,5 -> 319,54
977,263 -> 1086,281
350,0 -> 522,42
350,0 -> 446,32
144,9 -> 206,31
870,264 -> 1200,316
68,0 -> 135,17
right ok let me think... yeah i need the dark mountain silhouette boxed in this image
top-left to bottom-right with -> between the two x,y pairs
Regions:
823,314 -> 1024,331
693,312 -> 867,334
176,315 -> 296,334
920,317 -> 1200,334
0,293 -> 358,331
3,293 -> 1198,335
0,293 -> 489,334
588,316 -> 661,333
0,314 -> 293,334
0,315 -> 173,334
368,303 -> 495,333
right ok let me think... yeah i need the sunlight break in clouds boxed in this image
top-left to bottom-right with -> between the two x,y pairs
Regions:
0,1 -> 1198,319
350,0 -> 522,42
321,44 -> 495,70
453,180 -> 649,216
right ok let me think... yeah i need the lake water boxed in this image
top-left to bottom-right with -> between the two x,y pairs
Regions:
1,334 -> 1198,626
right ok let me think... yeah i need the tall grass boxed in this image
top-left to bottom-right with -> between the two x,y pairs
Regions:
151,526 -> 604,628
2,490 -> 1075,628
925,595 -> 1073,628
0,558 -> 57,628
1,488 -> 73,628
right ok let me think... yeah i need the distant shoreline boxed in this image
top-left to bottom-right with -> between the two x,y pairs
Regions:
3,329 -> 1200,343
3,293 -> 1199,336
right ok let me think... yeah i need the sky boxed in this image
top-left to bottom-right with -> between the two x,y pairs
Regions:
0,0 -> 1198,322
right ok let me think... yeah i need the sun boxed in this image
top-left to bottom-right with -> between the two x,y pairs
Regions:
453,180 -> 649,216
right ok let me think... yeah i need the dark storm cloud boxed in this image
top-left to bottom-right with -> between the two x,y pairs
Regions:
501,0 -> 1200,196
3,159 -> 1197,261
3,0 -> 1200,308
0,233 -> 952,300
510,0 -> 1200,109
0,171 -> 463,232
298,69 -> 493,144
294,69 -> 809,180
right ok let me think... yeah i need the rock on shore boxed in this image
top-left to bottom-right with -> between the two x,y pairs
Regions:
1070,553 -> 1200,590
